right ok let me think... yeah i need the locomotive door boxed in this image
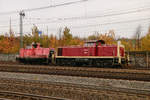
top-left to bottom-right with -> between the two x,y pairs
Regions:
83,47 -> 89,56
83,42 -> 95,56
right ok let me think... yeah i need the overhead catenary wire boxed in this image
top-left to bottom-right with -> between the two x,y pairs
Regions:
69,18 -> 150,29
0,19 -> 19,23
0,17 -> 150,28
0,0 -> 88,15
0,0 -> 149,16
0,3 -> 150,26
24,0 -> 88,12
24,5 -> 150,22
0,0 -> 149,38
0,25 -> 148,39
0,21 -> 149,38
23,17 -> 150,27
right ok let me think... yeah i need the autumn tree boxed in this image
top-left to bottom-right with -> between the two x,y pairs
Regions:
132,25 -> 142,51
23,34 -> 33,46
32,24 -> 41,43
0,34 -> 19,54
48,34 -> 58,48
141,26 -> 150,51
62,27 -> 73,46
71,36 -> 84,45
120,38 -> 134,51
87,30 -> 116,44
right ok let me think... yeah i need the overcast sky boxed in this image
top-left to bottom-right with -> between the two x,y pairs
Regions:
0,0 -> 150,38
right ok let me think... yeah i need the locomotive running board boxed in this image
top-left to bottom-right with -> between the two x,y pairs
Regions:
56,56 -> 125,59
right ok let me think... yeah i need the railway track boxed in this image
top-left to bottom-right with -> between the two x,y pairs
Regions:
0,64 -> 150,81
0,78 -> 149,100
0,91 -> 68,100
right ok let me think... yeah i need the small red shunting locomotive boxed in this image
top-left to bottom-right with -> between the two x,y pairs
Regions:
16,43 -> 54,64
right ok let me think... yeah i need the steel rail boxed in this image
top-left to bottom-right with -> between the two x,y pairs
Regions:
0,64 -> 150,81
0,78 -> 149,100
0,91 -> 69,100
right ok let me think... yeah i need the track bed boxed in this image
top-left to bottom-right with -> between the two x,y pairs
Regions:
0,72 -> 149,100
0,64 -> 150,81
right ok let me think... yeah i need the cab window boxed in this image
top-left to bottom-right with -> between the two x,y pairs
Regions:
84,42 -> 95,47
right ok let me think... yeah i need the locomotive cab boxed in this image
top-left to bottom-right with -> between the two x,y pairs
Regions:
32,43 -> 42,49
84,40 -> 105,47
96,40 -> 105,46
32,43 -> 38,48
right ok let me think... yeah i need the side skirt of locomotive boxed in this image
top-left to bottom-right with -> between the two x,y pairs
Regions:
55,56 -> 126,67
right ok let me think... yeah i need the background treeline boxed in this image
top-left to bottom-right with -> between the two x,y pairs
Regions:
0,26 -> 150,54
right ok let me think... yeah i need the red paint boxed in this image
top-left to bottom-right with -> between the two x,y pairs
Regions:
19,43 -> 53,58
59,41 -> 125,58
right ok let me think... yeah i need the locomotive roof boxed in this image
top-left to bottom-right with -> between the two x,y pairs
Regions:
85,40 -> 105,44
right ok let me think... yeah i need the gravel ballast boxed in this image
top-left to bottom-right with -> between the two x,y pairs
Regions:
0,72 -> 149,91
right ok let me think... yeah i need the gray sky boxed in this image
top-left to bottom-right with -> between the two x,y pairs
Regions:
0,0 -> 150,38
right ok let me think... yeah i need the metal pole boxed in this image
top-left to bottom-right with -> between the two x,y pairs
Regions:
58,27 -> 62,46
9,18 -> 12,35
59,27 -> 62,40
19,11 -> 25,48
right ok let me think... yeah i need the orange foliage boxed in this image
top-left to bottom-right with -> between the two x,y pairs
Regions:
0,36 -> 19,54
88,30 -> 116,45
0,27 -> 150,54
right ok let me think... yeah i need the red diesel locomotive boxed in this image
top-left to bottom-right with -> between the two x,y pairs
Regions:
16,43 -> 54,64
16,40 -> 127,67
56,40 -> 126,67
